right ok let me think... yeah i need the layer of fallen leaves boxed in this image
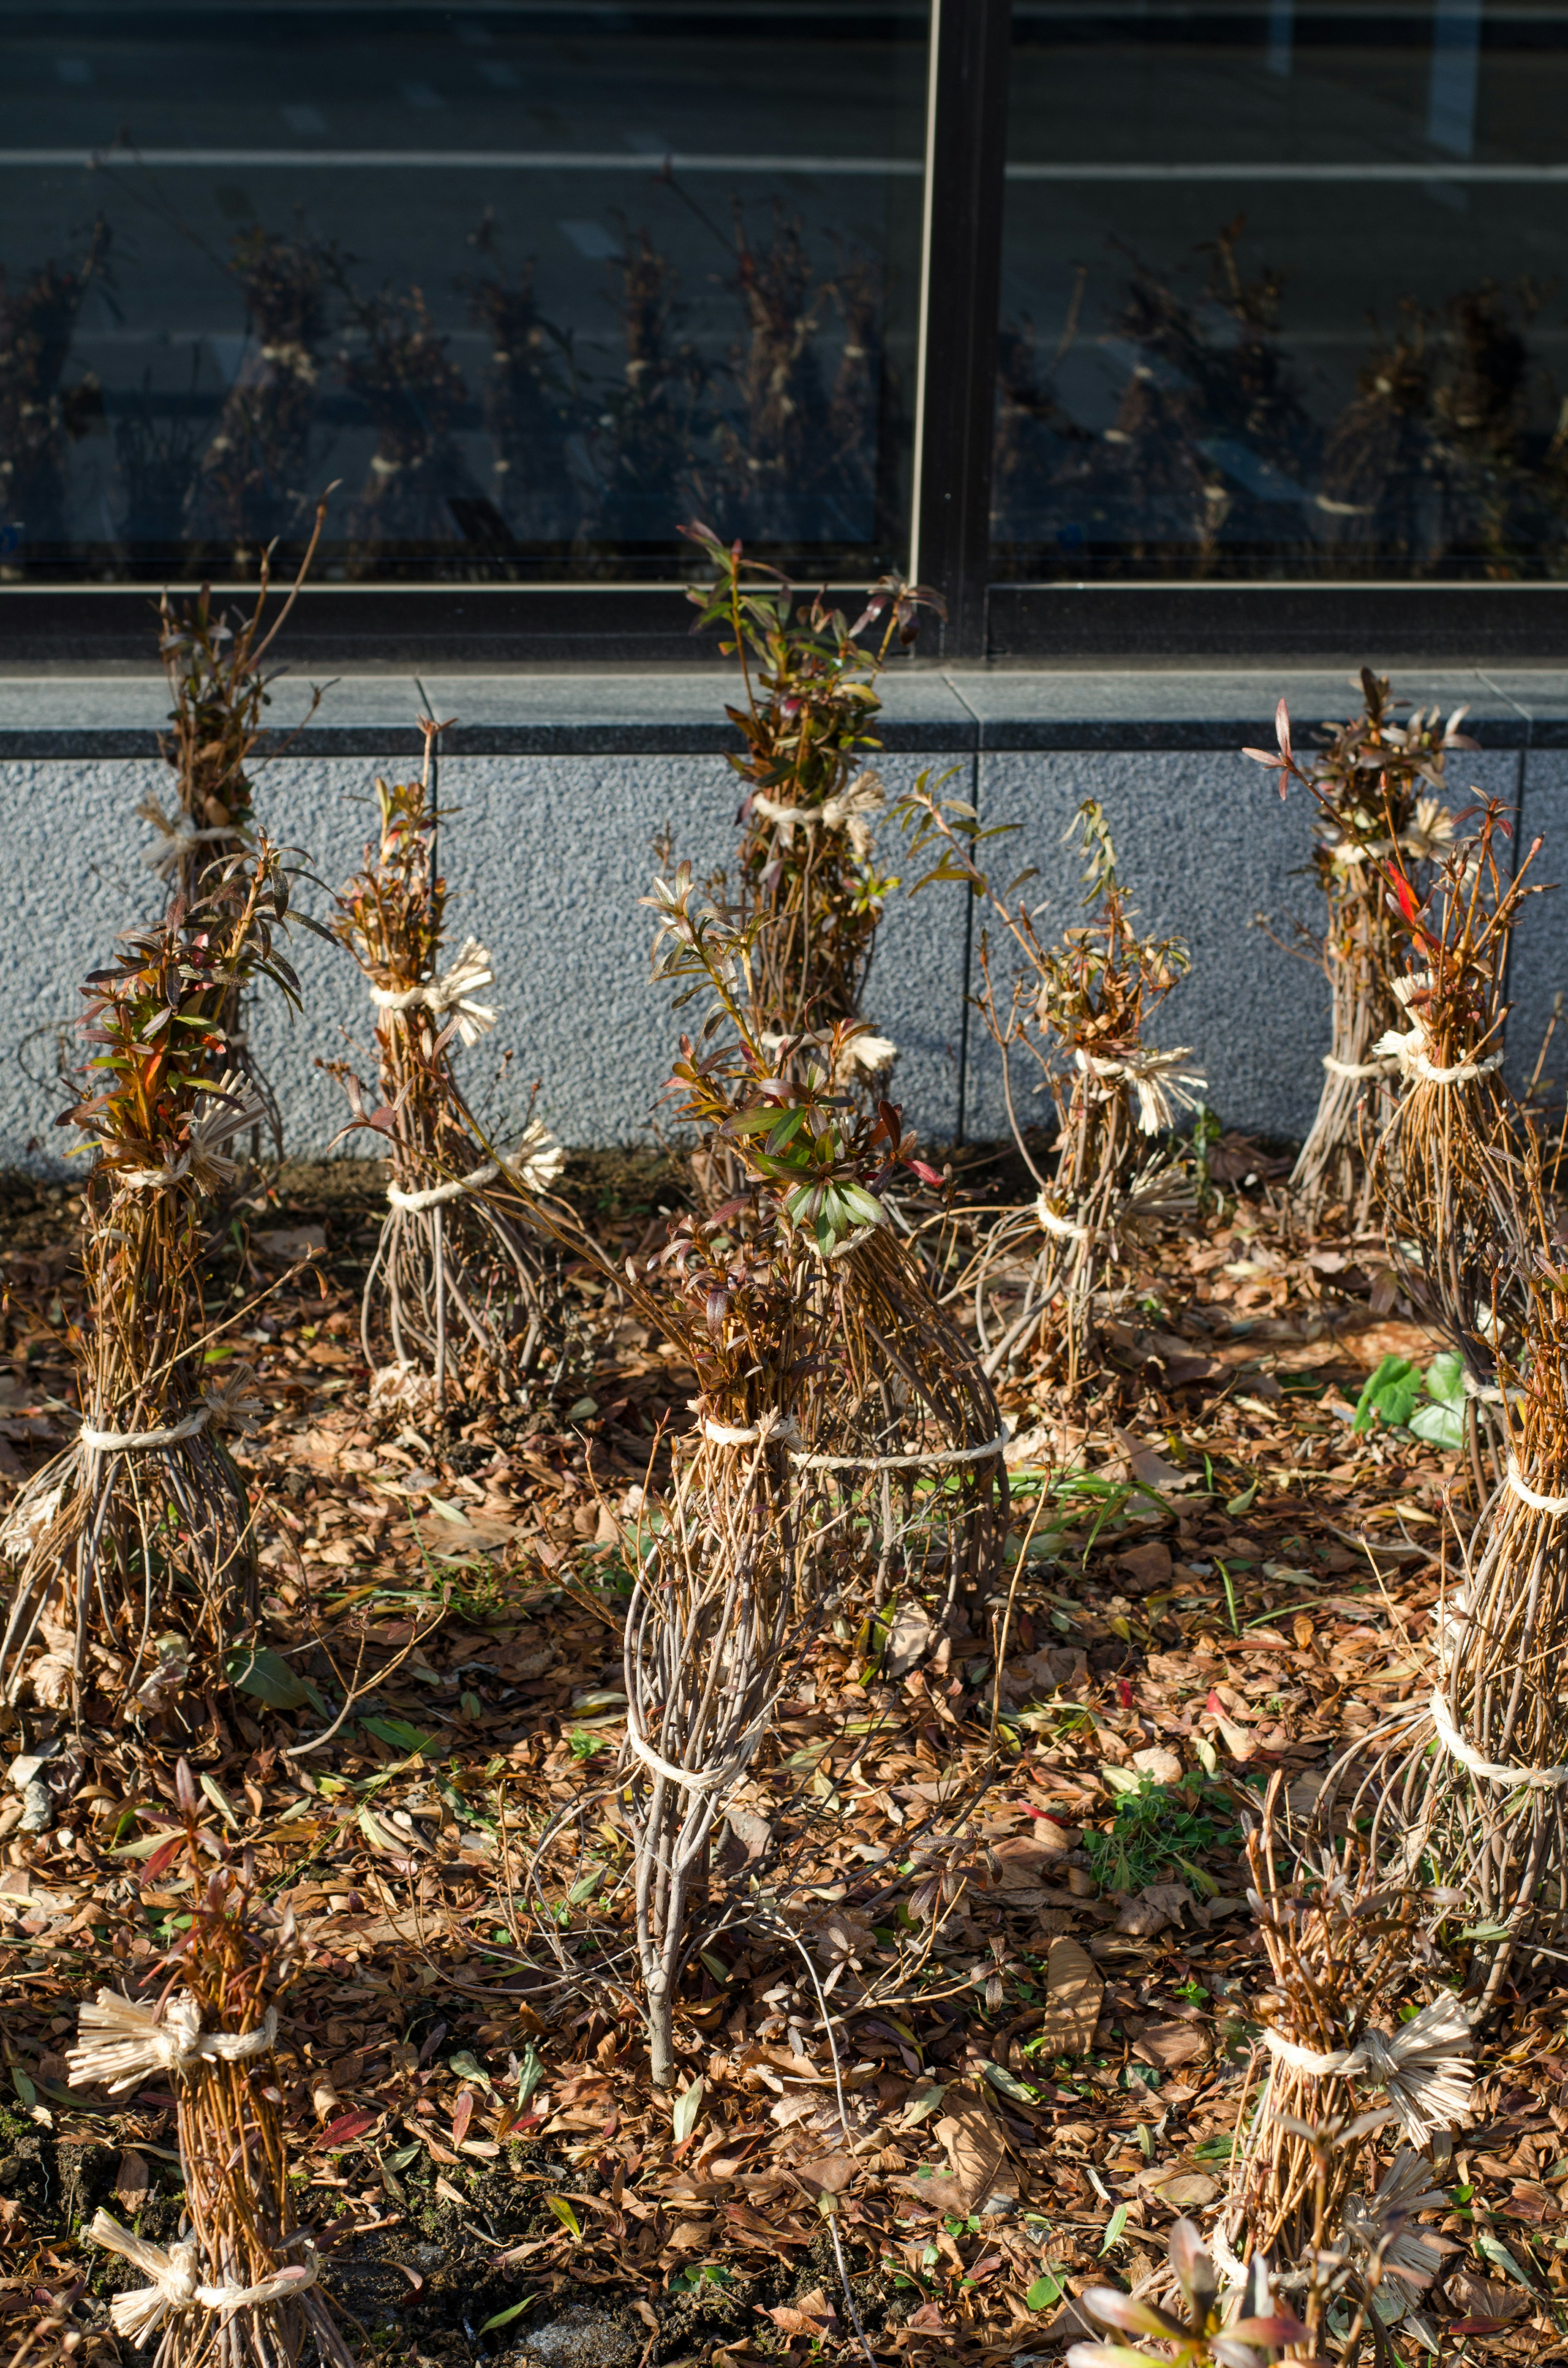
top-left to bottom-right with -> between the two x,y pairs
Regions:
1,1145 -> 1567,2367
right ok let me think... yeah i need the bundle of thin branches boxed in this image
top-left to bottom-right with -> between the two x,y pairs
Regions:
897,787 -> 1202,1390
1245,672 -> 1476,1223
1318,1261 -> 1568,2015
74,1759 -> 351,2368
1223,1780 -> 1472,2350
644,862 -> 1007,1617
680,520 -> 941,1053
138,498 -> 330,1164
0,845 -> 299,1720
1367,799 -> 1548,1484
519,871 -> 1006,2081
331,729 -> 568,1425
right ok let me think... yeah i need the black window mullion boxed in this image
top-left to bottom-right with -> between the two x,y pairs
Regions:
910,0 -> 1013,662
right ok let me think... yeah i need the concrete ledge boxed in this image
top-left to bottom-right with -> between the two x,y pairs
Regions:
0,662 -> 1564,1162
7,664 -> 1568,759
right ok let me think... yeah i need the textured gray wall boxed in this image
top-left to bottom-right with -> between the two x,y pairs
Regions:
0,749 -> 971,1166
0,695 -> 1559,1166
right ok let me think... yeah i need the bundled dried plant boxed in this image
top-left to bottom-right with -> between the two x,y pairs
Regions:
1244,671 -> 1479,1222
0,848 -> 301,1719
1221,1782 -> 1472,2352
330,727 -> 568,1426
1365,802 -> 1547,1478
898,788 -> 1201,1388
681,522 -> 942,1059
74,1759 -> 350,2368
339,287 -> 471,561
524,869 -> 1006,2083
1322,1253 -> 1568,2014
139,495 -> 330,1164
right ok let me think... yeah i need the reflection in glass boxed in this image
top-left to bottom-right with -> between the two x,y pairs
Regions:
0,4 -> 927,582
994,0 -> 1568,580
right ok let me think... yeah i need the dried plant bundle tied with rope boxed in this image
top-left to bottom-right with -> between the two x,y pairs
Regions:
139,496 -> 331,1162
1222,1782 -> 1470,2355
1319,1243 -> 1568,2013
896,787 -> 1202,1389
1368,800 -> 1547,1486
1245,671 -> 1476,1221
78,1760 -> 351,2368
0,845 -> 301,1719
680,521 -> 942,1063
330,724 -> 568,1425
524,866 -> 1007,2086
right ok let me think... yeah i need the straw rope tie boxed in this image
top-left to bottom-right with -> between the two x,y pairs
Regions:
1074,1045 -> 1205,1136
624,1724 -> 753,1796
1505,1459 -> 1568,1515
1259,1993 -> 1474,2143
78,1407 -> 210,1454
1412,1050 -> 1504,1086
1429,1686 -> 1568,1788
369,936 -> 498,1046
697,1408 -> 1007,1472
68,1988 -> 278,2093
1034,1193 -> 1092,1243
88,2213 -> 318,2342
388,1161 -> 501,1213
1322,1052 -> 1399,1079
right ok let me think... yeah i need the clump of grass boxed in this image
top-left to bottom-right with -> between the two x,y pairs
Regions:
0,843 -> 299,1719
1084,1771 -> 1229,1895
330,723 -> 570,1425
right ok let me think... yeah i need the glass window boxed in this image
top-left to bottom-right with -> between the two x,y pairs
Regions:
993,0 -> 1568,581
0,3 -> 927,584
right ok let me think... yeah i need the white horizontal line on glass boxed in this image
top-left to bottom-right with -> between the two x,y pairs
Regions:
1007,159 -> 1568,179
0,147 -> 922,173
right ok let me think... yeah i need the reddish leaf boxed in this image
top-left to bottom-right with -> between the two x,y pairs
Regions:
452,2088 -> 474,2149
140,1836 -> 184,1884
317,2109 -> 376,2149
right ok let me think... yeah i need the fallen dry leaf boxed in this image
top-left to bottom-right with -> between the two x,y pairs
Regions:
932,2089 -> 1008,2212
1036,1935 -> 1102,2054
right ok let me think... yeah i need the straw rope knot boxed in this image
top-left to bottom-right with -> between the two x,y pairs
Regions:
1429,1686 -> 1568,1788
1034,1193 -> 1092,1243
369,936 -> 498,1045
386,1121 -> 566,1213
68,1988 -> 278,2094
78,1407 -> 211,1454
1260,1993 -> 1474,2144
1504,1459 -> 1568,1516
1073,1044 -> 1205,1135
136,797 -> 241,881
1372,989 -> 1504,1086
87,2213 -> 320,2342
698,1409 -> 804,1450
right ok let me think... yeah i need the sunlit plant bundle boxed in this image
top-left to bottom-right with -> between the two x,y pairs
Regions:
523,869 -> 1007,2084
681,520 -> 942,1068
1322,1253 -> 1568,2017
1365,799 -> 1548,1478
1219,1781 -> 1470,2355
897,787 -> 1202,1389
74,1758 -> 352,2368
0,845 -> 299,1719
1244,673 -> 1477,1222
330,734 -> 568,1425
139,495 -> 330,1160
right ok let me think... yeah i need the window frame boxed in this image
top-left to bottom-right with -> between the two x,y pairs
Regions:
4,0 -> 1564,667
